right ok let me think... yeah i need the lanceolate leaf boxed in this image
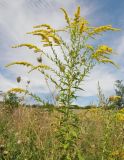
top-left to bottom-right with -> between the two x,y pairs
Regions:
73,86 -> 85,91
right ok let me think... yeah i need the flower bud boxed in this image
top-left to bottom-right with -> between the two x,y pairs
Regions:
37,57 -> 42,63
27,80 -> 30,84
16,76 -> 21,83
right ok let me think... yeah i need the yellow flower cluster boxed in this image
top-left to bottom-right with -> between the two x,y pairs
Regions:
110,149 -> 124,159
85,44 -> 94,51
91,45 -> 117,65
27,24 -> 62,47
8,88 -> 26,93
48,34 -> 61,45
93,45 -> 112,61
61,6 -> 89,34
12,44 -> 41,53
74,6 -> 80,23
95,45 -> 113,54
34,32 -> 50,42
60,6 -> 119,39
27,29 -> 51,35
110,150 -> 120,156
90,25 -> 119,35
79,22 -> 88,33
119,108 -> 124,113
6,61 -> 33,68
116,113 -> 124,121
60,8 -> 70,25
109,95 -> 121,102
33,24 -> 52,30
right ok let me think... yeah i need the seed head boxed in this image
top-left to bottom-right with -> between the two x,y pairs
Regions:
27,80 -> 30,84
3,150 -> 8,156
37,56 -> 42,63
0,144 -> 5,151
17,76 -> 21,83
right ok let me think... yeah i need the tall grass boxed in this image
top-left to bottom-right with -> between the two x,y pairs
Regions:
0,105 -> 124,160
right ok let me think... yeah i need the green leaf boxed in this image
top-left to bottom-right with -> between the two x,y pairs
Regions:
63,143 -> 69,149
77,150 -> 85,160
73,86 -> 85,91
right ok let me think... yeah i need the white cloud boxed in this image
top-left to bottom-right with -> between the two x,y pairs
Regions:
80,66 -> 117,97
0,74 -> 16,92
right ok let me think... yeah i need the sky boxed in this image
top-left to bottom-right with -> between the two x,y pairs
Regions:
0,0 -> 124,106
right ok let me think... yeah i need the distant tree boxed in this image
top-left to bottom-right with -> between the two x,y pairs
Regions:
4,92 -> 19,110
114,80 -> 124,107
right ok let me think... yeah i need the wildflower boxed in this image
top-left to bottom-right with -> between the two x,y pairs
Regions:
85,44 -> 94,51
12,44 -> 41,53
110,150 -> 119,156
27,29 -> 51,35
49,34 -> 61,45
6,61 -> 33,68
33,33 -> 50,42
74,6 -> 80,23
98,59 -> 117,66
95,45 -> 113,55
8,88 -> 26,93
109,95 -> 121,102
33,24 -> 52,30
90,25 -> 120,35
120,108 -> 124,113
79,23 -> 87,33
116,112 -> 124,121
91,45 -> 118,66
60,8 -> 70,25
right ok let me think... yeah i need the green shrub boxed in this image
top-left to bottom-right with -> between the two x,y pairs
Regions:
3,92 -> 19,111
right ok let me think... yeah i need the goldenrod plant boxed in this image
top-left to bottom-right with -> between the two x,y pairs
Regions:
6,7 -> 119,107
6,6 -> 119,160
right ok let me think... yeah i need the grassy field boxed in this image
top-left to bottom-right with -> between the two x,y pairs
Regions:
0,105 -> 124,160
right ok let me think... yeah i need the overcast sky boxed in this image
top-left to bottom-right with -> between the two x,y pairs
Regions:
0,0 -> 124,106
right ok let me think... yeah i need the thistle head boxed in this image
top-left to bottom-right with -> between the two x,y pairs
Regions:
37,56 -> 42,63
16,76 -> 21,83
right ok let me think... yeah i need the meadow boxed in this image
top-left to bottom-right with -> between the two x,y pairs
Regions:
1,6 -> 122,160
0,104 -> 124,160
